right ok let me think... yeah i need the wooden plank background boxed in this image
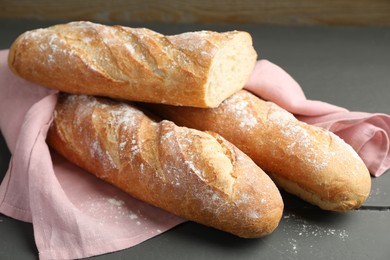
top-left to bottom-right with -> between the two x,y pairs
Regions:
1,0 -> 390,26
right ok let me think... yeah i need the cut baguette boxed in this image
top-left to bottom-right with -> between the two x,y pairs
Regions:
8,21 -> 257,108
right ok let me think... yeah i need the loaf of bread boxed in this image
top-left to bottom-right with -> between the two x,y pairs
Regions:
8,21 -> 257,108
145,90 -> 372,212
47,94 -> 284,238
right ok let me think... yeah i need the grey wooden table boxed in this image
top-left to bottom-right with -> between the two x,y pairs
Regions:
1,19 -> 389,260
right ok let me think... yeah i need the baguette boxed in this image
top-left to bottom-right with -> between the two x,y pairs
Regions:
8,21 -> 257,108
46,94 -> 283,238
145,90 -> 371,212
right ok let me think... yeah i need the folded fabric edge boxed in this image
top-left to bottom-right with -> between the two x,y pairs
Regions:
0,199 -> 33,223
38,222 -> 185,260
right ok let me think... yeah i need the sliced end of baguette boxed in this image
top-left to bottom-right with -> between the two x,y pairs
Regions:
205,31 -> 257,107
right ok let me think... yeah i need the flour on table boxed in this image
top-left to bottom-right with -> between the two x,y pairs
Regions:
79,195 -> 143,227
281,212 -> 350,255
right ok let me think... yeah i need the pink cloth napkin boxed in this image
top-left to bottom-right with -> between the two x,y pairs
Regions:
245,60 -> 390,177
0,49 -> 184,259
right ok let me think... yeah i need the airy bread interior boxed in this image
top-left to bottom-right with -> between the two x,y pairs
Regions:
205,32 -> 257,107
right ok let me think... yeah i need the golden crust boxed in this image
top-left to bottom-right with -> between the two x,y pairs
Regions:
47,94 -> 283,238
146,90 -> 372,212
8,21 -> 257,108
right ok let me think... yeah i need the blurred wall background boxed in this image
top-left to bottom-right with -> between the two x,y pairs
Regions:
1,0 -> 389,26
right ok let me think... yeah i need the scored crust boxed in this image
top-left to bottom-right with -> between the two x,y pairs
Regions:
144,90 -> 372,211
8,21 -> 257,108
47,94 -> 284,238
